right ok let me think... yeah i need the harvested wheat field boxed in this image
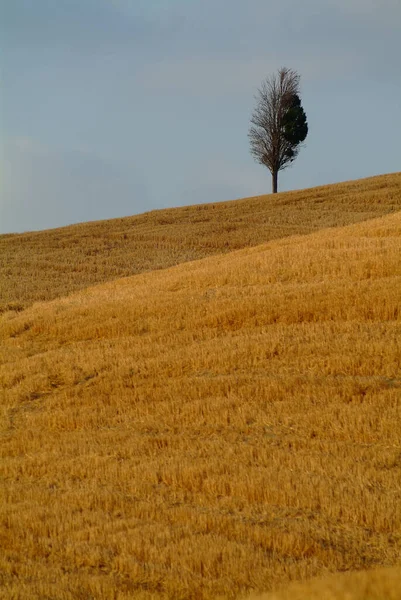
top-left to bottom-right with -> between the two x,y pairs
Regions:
249,565 -> 401,599
1,176 -> 401,599
1,172 -> 401,313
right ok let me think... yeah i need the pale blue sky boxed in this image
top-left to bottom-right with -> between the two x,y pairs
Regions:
1,0 -> 400,233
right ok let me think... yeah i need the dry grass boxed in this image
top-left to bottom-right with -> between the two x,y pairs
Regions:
1,172 -> 401,313
247,565 -> 401,599
1,180 -> 401,598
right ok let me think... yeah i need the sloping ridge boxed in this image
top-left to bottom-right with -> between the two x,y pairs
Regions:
1,210 -> 401,598
1,171 -> 400,312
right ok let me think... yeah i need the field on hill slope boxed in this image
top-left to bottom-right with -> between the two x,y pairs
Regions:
1,205 -> 401,599
249,565 -> 401,600
1,172 -> 400,313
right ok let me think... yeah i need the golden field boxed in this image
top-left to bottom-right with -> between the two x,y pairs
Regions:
250,565 -> 401,599
1,173 -> 401,599
1,172 -> 401,313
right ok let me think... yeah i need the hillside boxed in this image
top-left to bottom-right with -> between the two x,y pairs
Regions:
249,565 -> 401,600
1,201 -> 401,598
1,172 -> 400,313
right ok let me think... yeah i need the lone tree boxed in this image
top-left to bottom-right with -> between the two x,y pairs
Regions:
249,67 -> 308,193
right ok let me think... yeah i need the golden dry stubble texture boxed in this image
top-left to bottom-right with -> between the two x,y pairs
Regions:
247,565 -> 401,599
1,189 -> 401,598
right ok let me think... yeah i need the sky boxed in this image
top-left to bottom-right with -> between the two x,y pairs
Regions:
1,0 -> 400,234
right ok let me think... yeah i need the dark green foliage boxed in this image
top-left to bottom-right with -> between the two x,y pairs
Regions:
282,94 -> 308,147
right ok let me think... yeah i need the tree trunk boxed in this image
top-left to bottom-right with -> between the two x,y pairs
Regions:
272,169 -> 278,194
